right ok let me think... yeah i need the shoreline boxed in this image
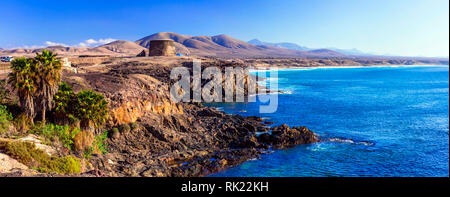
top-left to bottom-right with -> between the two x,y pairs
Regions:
249,64 -> 450,72
247,64 -> 450,95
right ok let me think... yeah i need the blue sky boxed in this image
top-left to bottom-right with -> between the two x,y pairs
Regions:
1,0 -> 448,57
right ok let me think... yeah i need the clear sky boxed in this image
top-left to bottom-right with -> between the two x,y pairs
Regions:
1,0 -> 448,57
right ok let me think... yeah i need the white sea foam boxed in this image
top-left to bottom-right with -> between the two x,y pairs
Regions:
213,107 -> 224,111
325,137 -> 374,146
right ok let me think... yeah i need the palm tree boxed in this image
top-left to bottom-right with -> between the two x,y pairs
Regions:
75,90 -> 108,133
8,57 -> 38,123
34,50 -> 62,123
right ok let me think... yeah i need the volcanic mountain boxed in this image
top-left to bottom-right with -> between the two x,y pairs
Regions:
136,32 -> 346,58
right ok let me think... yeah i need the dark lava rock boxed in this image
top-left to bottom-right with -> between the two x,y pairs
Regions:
247,116 -> 264,122
197,108 -> 224,118
258,124 -> 319,149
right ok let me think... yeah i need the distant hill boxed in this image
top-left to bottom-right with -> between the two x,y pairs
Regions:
34,45 -> 91,54
92,40 -> 146,54
327,47 -> 374,56
0,46 -> 92,57
0,40 -> 146,57
136,32 -> 346,58
248,39 -> 310,51
308,49 -> 346,57
247,39 -> 375,56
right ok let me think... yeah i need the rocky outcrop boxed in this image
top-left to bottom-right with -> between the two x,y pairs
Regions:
0,153 -> 29,173
65,65 -> 184,126
136,50 -> 147,57
258,124 -> 318,149
109,98 -> 183,124
17,135 -> 58,156
87,107 -> 317,177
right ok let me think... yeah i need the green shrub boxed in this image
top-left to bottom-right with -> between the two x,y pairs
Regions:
54,82 -> 76,116
111,127 -> 119,134
119,124 -> 130,133
58,155 -> 81,174
58,126 -> 81,150
74,90 -> 108,129
0,80 -> 10,104
130,122 -> 139,131
32,123 -> 80,150
0,105 -> 13,132
53,83 -> 109,129
53,82 -> 80,126
14,113 -> 32,133
94,131 -> 108,154
83,147 -> 94,159
0,140 -> 81,174
110,127 -> 120,138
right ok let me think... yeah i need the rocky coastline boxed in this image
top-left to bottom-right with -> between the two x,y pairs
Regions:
83,58 -> 319,177
3,55 -> 447,177
0,56 -> 318,177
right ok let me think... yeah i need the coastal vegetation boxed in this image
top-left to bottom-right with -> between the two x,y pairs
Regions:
0,80 -> 10,104
0,50 -> 110,174
0,104 -> 12,131
31,123 -> 81,151
118,123 -> 131,133
74,90 -> 108,130
53,82 -> 109,131
0,140 -> 81,173
8,50 -> 62,124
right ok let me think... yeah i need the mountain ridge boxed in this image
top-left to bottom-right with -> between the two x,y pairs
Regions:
135,32 -> 347,58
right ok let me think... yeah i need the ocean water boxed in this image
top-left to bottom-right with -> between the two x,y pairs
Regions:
207,65 -> 449,177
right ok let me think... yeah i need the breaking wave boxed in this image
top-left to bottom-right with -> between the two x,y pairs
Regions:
323,137 -> 375,146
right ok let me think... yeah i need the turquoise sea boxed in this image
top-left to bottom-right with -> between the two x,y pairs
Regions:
207,65 -> 449,177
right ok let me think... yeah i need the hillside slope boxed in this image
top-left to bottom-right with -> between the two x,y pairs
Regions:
90,40 -> 146,54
